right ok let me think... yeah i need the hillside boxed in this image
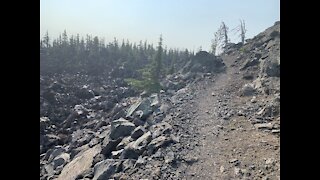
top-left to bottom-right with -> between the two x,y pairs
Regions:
40,21 -> 280,180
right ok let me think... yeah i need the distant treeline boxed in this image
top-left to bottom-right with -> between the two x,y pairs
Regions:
40,30 -> 193,77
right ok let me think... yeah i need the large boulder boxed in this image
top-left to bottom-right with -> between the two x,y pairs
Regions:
130,126 -> 146,140
110,118 -> 136,140
47,145 -> 66,162
57,145 -> 101,180
52,153 -> 70,169
260,55 -> 280,77
41,134 -> 61,152
92,159 -> 118,180
125,93 -> 160,120
101,137 -> 122,157
121,131 -> 152,159
240,57 -> 260,70
116,137 -> 133,151
182,51 -> 225,73
70,129 -> 95,148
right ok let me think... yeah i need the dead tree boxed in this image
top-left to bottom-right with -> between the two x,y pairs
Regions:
221,22 -> 229,47
240,20 -> 247,44
232,19 -> 247,44
212,21 -> 229,55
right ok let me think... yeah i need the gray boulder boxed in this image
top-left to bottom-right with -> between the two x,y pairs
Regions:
125,93 -> 160,120
52,153 -> 70,169
111,149 -> 124,158
182,51 -> 225,73
121,131 -> 152,159
110,118 -> 136,140
116,136 -> 133,150
47,146 -> 66,162
92,159 -> 118,180
240,57 -> 260,70
101,137 -> 122,157
261,55 -> 280,77
57,145 -> 101,180
130,126 -> 146,140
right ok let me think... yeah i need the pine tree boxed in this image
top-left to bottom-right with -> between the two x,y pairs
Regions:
125,35 -> 163,93
152,35 -> 163,82
43,31 -> 50,48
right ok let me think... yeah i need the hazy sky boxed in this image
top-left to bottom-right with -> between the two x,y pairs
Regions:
40,0 -> 279,51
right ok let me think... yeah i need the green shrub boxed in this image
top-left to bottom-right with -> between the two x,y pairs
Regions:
125,77 -> 161,94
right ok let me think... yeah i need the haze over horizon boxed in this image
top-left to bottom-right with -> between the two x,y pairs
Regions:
40,0 -> 279,52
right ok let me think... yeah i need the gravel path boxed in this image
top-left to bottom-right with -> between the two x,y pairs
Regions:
169,54 -> 280,180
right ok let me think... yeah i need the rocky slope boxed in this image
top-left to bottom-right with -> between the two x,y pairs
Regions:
40,21 -> 280,180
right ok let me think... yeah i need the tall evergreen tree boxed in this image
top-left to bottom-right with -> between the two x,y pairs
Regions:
43,31 -> 50,48
152,34 -> 163,82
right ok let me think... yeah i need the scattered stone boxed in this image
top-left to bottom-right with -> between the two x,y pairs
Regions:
251,96 -> 257,103
220,166 -> 225,173
254,123 -> 273,130
47,146 -> 66,162
148,135 -> 173,153
116,136 -> 133,150
272,129 -> 280,134
265,158 -> 275,165
184,156 -> 198,165
170,134 -> 180,143
240,57 -> 260,70
121,159 -> 136,171
111,149 -> 124,159
241,83 -> 256,96
151,167 -> 161,178
164,151 -> 175,164
134,156 -> 147,167
150,122 -> 172,138
229,159 -> 240,166
234,167 -> 242,176
237,110 -> 244,116
249,165 -> 255,170
223,116 -> 230,120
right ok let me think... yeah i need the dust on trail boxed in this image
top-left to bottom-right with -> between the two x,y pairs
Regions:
175,54 -> 280,180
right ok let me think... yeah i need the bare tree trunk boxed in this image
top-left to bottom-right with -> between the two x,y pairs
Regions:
240,20 -> 246,44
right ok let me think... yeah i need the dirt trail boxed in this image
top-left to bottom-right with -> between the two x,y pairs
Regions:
174,55 -> 280,180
